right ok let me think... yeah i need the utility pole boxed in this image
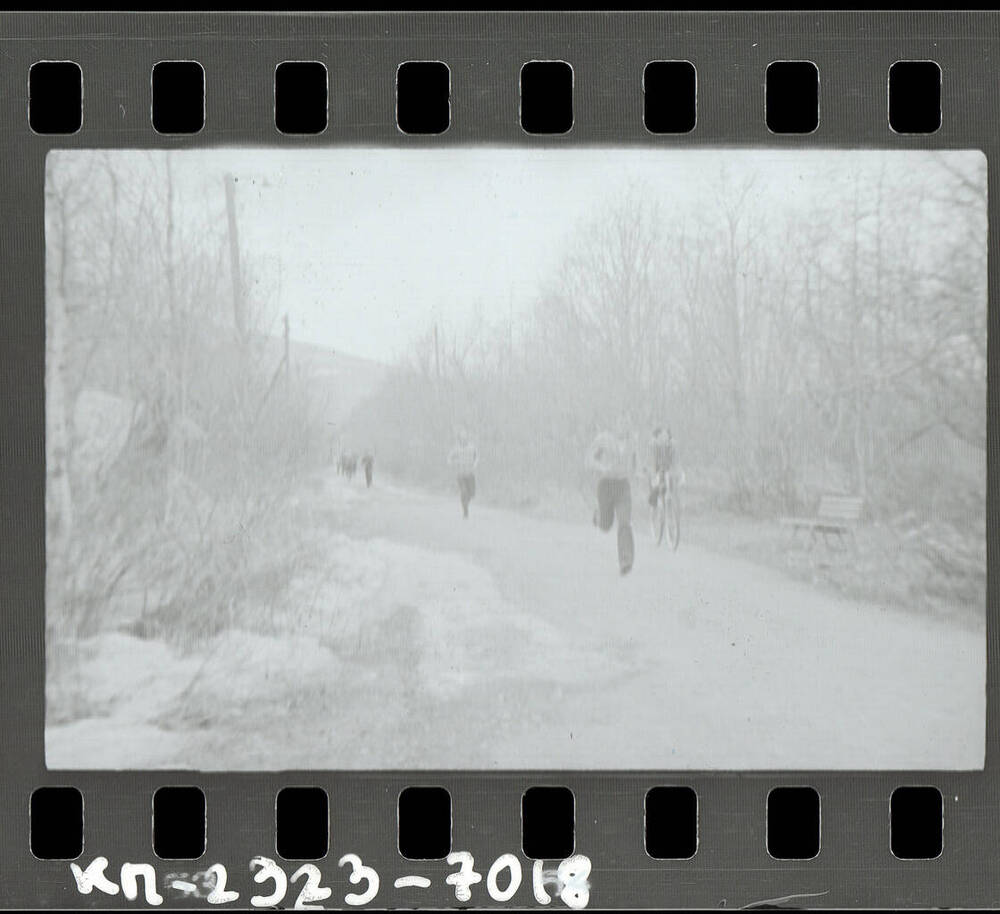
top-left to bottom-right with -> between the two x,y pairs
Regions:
283,313 -> 290,383
223,173 -> 246,343
508,286 -> 514,375
434,322 -> 441,380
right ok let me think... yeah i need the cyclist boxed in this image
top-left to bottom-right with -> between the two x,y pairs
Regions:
647,426 -> 676,509
585,414 -> 637,575
447,428 -> 479,519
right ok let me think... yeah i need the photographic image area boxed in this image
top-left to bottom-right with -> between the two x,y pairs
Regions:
44,147 -> 986,770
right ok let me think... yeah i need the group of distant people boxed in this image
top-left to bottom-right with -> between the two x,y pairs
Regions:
446,418 -> 676,575
338,448 -> 375,488
337,419 -> 675,576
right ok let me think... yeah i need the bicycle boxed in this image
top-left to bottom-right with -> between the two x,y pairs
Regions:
649,469 -> 680,550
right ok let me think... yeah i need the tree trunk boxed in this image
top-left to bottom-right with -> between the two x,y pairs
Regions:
47,177 -> 75,558
47,286 -> 74,553
849,177 -> 867,499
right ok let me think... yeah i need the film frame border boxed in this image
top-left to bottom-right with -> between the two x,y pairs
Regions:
1,10 -> 996,910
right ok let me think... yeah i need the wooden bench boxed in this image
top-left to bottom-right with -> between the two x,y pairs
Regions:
780,495 -> 864,549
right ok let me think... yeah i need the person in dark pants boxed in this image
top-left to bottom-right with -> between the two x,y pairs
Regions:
646,426 -> 675,507
338,452 -> 357,480
585,417 -> 637,575
457,473 -> 476,516
447,428 -> 479,519
361,449 -> 375,488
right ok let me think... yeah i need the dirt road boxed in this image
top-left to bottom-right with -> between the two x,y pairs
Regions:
327,476 -> 984,770
46,472 -> 985,770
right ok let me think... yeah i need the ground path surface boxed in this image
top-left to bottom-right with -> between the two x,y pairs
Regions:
47,471 -> 985,770
333,476 -> 985,769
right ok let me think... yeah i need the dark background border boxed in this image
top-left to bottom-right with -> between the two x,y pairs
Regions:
0,11 -> 995,909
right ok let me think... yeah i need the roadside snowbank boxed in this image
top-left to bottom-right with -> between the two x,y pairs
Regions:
46,511 -> 610,768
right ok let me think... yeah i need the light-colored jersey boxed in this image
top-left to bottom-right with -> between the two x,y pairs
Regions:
586,431 -> 637,480
649,436 -> 675,472
448,442 -> 478,474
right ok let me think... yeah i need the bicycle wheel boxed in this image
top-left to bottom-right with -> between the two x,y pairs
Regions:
666,493 -> 680,551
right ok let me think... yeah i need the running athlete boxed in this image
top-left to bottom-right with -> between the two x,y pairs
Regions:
585,415 -> 638,575
447,428 -> 479,519
360,448 -> 375,488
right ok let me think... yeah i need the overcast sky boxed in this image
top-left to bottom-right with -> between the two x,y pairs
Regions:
142,147 -> 984,363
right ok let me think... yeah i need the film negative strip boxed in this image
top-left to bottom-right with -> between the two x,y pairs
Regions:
0,9 -> 995,910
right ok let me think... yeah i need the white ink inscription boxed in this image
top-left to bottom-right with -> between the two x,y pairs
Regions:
67,851 -> 592,907
486,853 -> 523,903
120,863 -> 164,906
445,850 -> 482,902
337,853 -> 379,906
393,875 -> 431,888
69,857 -> 119,896
532,859 -> 552,905
249,856 -> 287,908
169,879 -> 198,896
290,863 -> 332,910
205,863 -> 240,904
556,855 -> 591,910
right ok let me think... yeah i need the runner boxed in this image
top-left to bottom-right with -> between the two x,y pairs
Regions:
447,428 -> 479,519
361,448 -> 375,488
585,415 -> 637,575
